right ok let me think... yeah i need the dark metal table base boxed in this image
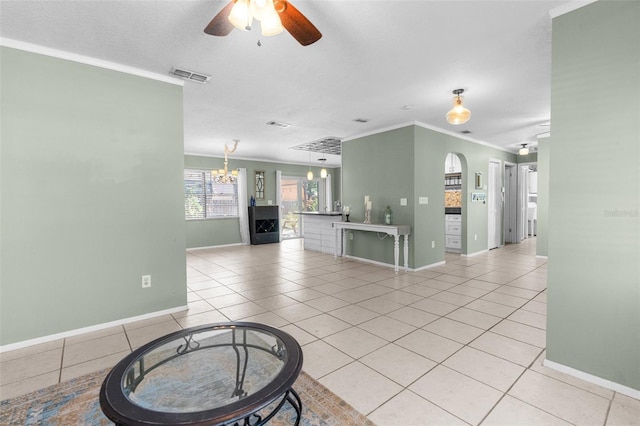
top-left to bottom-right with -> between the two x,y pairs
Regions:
234,388 -> 302,426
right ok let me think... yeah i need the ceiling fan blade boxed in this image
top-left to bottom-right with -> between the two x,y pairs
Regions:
275,1 -> 322,46
204,1 -> 235,36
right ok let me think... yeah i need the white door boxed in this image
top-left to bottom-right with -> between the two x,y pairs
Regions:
488,160 -> 501,249
504,163 -> 517,243
516,166 -> 529,242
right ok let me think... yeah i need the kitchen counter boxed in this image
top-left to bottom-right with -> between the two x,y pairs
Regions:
295,211 -> 343,216
296,212 -> 343,254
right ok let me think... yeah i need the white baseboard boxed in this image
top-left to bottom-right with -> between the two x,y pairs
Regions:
543,359 -> 640,399
462,249 -> 489,258
344,255 -> 410,271
0,305 -> 188,353
414,260 -> 446,271
187,243 -> 243,251
343,255 -> 446,272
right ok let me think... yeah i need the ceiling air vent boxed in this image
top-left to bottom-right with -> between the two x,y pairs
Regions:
266,121 -> 291,128
460,130 -> 472,134
353,118 -> 370,123
169,67 -> 211,83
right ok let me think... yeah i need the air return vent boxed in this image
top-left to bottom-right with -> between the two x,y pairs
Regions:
169,67 -> 211,83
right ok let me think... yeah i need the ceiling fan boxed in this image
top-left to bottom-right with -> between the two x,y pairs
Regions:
204,0 -> 322,46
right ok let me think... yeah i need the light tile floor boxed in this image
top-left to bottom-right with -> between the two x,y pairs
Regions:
1,238 -> 639,425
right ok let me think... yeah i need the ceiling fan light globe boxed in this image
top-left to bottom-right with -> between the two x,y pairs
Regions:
260,8 -> 284,36
228,0 -> 253,31
251,0 -> 271,21
519,147 -> 530,155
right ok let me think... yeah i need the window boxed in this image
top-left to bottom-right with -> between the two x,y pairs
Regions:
184,169 -> 238,219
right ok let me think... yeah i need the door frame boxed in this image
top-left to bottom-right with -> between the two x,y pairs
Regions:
487,159 -> 502,249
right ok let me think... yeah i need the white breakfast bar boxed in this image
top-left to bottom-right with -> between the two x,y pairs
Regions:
333,222 -> 411,273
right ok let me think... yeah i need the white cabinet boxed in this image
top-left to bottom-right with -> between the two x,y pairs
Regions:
445,153 -> 462,173
445,214 -> 462,252
300,213 -> 341,254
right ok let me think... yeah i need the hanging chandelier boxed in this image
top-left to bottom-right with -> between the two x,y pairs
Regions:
212,140 -> 239,183
446,88 -> 472,125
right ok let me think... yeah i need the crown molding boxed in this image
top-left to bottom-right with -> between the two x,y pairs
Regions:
343,120 -> 511,154
0,38 -> 183,86
549,0 -> 599,18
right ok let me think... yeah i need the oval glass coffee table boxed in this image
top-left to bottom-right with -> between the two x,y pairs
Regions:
99,322 -> 303,425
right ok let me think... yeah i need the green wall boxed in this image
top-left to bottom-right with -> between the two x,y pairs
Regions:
536,137 -> 550,257
342,126 -> 416,266
0,47 -> 187,346
547,1 -> 640,391
184,155 -> 341,248
342,124 -> 515,269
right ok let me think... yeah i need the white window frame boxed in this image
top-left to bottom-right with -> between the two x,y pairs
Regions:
184,169 -> 239,220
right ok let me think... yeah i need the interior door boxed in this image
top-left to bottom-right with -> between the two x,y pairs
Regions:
504,163 -> 517,243
488,160 -> 502,249
517,165 -> 528,242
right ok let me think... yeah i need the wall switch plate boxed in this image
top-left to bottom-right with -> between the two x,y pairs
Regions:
474,234 -> 478,241
142,275 -> 151,288
431,241 -> 435,248
400,198 -> 408,206
349,232 -> 354,240
419,197 -> 429,205
267,200 -> 273,205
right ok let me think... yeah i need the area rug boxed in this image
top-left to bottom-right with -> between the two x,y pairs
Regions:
0,369 -> 375,426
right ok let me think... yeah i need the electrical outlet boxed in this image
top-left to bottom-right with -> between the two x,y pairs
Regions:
142,275 -> 151,288
349,232 -> 354,240
431,241 -> 435,248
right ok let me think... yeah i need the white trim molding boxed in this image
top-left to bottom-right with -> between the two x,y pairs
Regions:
549,0 -> 599,18
543,359 -> 640,399
1,38 -> 184,86
345,255 -> 442,273
462,249 -> 490,258
414,260 -> 446,271
0,305 -> 188,353
187,243 -> 243,251
342,121 -> 511,154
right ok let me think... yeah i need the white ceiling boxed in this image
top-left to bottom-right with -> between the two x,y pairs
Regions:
0,0 -> 567,167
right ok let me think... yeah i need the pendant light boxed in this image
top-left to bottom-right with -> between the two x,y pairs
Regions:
446,88 -> 471,125
519,144 -> 530,156
319,158 -> 328,178
307,151 -> 314,180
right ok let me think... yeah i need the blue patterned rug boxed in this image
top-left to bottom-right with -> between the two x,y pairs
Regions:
0,369 -> 374,425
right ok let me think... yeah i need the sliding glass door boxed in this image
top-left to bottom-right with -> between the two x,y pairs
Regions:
280,176 -> 320,239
